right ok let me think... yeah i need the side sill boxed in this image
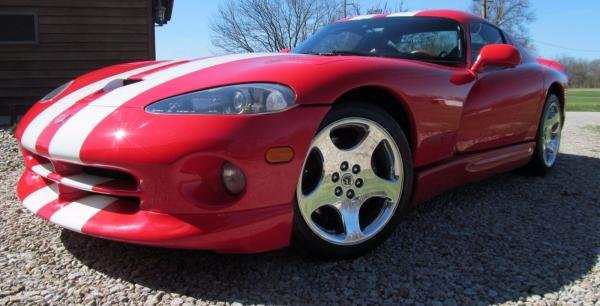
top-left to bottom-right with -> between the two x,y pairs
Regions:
411,142 -> 535,205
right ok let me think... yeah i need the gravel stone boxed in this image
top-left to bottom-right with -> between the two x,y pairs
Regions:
1,112 -> 599,305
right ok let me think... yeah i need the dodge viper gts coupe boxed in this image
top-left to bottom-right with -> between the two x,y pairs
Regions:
16,10 -> 567,258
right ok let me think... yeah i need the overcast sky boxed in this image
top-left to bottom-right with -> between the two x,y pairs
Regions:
156,0 -> 600,60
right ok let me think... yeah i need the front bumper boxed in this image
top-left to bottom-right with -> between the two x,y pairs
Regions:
16,105 -> 329,253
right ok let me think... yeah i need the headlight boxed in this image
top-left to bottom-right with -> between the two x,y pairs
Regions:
40,80 -> 73,103
145,83 -> 296,115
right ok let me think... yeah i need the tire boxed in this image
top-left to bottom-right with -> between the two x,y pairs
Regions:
293,102 -> 413,259
525,93 -> 563,176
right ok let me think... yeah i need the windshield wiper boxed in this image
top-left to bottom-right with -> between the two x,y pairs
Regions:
304,50 -> 378,57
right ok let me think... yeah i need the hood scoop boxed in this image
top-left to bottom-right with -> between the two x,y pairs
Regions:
102,78 -> 143,93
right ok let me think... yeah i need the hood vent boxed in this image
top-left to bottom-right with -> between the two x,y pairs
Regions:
102,78 -> 143,93
123,78 -> 143,86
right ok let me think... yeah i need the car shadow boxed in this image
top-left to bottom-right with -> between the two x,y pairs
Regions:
61,153 -> 600,304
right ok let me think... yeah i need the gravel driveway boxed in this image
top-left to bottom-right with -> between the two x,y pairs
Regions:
1,113 -> 599,305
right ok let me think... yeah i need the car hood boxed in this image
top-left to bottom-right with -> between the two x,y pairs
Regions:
49,53 -> 350,108
46,52 -> 444,109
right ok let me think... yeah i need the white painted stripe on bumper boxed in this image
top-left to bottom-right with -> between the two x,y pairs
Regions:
48,53 -> 287,163
49,195 -> 116,232
31,163 -> 112,191
31,163 -> 53,178
61,174 -> 112,191
23,184 -> 59,213
20,61 -> 175,154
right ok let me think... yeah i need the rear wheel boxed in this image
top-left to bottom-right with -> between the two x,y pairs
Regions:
293,103 -> 413,258
526,94 -> 563,175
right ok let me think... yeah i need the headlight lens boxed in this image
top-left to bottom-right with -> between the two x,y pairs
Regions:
146,83 -> 296,115
40,80 -> 73,103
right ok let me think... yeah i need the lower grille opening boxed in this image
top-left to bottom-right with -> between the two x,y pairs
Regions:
102,196 -> 140,215
26,149 -> 140,196
82,166 -> 137,183
40,176 -> 141,215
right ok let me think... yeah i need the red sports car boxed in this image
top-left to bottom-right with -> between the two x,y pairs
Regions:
15,10 -> 567,258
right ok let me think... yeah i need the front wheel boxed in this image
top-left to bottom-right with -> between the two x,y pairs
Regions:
293,103 -> 413,259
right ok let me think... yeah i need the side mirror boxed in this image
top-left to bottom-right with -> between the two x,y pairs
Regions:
471,44 -> 521,73
451,44 -> 521,85
280,48 -> 291,53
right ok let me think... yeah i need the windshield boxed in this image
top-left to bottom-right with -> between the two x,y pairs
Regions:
294,17 -> 465,66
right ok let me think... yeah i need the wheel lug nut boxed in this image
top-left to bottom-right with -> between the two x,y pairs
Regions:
340,161 -> 349,171
346,189 -> 355,199
355,178 -> 363,188
331,172 -> 340,183
334,187 -> 343,197
352,164 -> 361,174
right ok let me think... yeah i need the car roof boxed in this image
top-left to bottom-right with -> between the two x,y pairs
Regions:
336,9 -> 486,25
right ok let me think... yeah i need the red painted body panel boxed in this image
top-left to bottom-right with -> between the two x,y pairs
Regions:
416,9 -> 486,24
412,142 -> 535,204
15,10 -> 569,253
78,106 -> 329,214
537,58 -> 566,73
456,61 -> 545,152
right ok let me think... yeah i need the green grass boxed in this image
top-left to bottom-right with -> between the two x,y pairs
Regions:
566,88 -> 600,112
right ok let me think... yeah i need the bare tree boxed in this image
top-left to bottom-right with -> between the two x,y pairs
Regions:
210,0 -> 407,53
471,0 -> 536,47
345,1 -> 407,16
210,0 -> 338,53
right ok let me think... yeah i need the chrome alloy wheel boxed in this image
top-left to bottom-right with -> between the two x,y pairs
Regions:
296,118 -> 404,246
541,99 -> 562,167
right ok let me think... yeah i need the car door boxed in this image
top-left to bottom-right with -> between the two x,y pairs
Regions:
455,22 -> 544,153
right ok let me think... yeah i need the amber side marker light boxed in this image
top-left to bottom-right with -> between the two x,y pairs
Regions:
265,147 -> 294,164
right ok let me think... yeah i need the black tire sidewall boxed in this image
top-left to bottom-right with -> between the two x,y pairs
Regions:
529,94 -> 562,176
293,102 -> 414,259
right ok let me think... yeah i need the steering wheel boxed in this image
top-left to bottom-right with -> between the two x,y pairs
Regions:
438,51 -> 448,58
410,49 -> 434,57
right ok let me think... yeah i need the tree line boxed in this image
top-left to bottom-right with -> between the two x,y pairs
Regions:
554,57 -> 600,88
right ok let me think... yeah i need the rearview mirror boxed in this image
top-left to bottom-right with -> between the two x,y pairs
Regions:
471,44 -> 521,73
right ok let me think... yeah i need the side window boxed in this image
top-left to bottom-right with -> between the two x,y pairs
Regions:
394,30 -> 461,61
470,22 -> 504,63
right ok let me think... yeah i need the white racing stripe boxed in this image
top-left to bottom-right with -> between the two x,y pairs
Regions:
49,195 -> 116,232
22,184 -> 59,213
20,61 -> 175,153
350,14 -> 379,20
345,11 -> 420,20
386,11 -> 420,17
48,53 -> 287,163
